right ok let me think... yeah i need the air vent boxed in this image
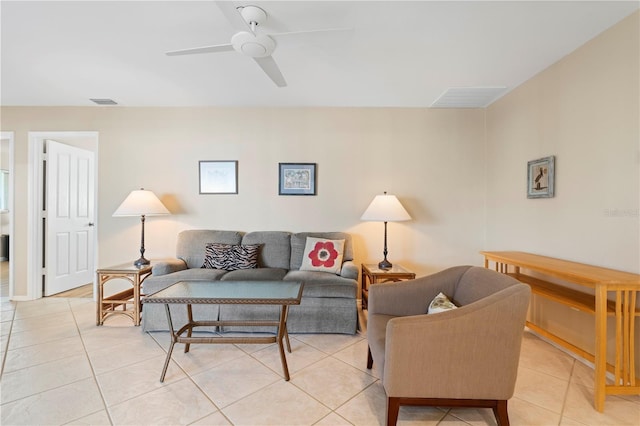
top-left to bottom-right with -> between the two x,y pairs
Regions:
431,87 -> 507,108
90,98 -> 118,105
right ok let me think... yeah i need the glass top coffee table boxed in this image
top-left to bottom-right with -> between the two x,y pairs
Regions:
142,280 -> 303,382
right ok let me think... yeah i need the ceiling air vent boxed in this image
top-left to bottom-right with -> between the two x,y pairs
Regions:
431,87 -> 507,108
90,98 -> 118,105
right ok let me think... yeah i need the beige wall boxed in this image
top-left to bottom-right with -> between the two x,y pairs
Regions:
2,107 -> 486,297
1,10 -> 637,370
485,11 -> 639,366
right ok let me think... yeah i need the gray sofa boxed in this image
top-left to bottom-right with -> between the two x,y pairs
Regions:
142,230 -> 358,334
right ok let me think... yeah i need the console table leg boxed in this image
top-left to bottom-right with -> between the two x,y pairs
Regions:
594,284 -> 607,412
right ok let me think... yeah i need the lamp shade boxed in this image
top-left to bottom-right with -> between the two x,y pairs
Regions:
113,189 -> 170,217
360,193 -> 411,222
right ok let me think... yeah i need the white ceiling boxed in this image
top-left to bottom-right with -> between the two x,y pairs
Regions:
1,1 -> 638,108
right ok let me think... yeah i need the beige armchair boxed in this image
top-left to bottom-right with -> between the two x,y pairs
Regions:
366,265 -> 531,426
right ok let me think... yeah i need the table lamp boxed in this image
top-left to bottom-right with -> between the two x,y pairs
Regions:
360,192 -> 411,269
113,188 -> 170,266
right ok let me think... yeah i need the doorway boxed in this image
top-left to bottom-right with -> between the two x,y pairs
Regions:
28,132 -> 99,300
0,132 -> 14,300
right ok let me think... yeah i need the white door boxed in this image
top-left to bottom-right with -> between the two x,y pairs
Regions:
45,140 -> 95,295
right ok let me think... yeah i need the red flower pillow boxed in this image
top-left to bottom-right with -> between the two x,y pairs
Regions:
300,237 -> 345,274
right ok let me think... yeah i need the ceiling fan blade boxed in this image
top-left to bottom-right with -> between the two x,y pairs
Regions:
215,1 -> 253,33
270,27 -> 352,39
253,56 -> 287,87
166,44 -> 234,56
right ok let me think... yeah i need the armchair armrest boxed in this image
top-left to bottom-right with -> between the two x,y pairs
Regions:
382,284 -> 530,399
151,258 -> 187,276
368,265 -> 471,317
340,260 -> 358,280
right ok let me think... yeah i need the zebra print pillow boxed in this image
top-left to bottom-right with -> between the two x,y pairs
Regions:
201,243 -> 260,271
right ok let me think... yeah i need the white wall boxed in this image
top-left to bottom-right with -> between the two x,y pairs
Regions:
485,11 -> 639,368
2,106 -> 486,298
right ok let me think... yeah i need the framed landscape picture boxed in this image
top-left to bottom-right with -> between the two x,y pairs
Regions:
279,163 -> 316,195
527,156 -> 555,198
199,160 -> 238,194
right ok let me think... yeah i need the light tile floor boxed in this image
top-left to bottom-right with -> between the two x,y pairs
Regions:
1,296 -> 639,425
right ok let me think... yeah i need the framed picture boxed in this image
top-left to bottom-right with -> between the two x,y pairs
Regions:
199,160 -> 238,194
527,156 -> 555,198
279,163 -> 317,196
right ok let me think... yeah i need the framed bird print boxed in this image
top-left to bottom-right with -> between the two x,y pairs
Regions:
527,156 -> 555,198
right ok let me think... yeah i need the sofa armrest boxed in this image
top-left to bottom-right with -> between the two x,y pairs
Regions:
340,260 -> 358,280
382,284 -> 530,399
368,265 -> 471,317
151,258 -> 187,276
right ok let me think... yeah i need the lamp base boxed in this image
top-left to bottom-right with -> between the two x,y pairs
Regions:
378,259 -> 392,270
134,257 -> 150,267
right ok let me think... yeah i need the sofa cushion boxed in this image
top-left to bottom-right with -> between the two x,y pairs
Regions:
241,231 -> 291,269
177,230 -> 243,269
300,237 -> 345,274
221,267 -> 288,281
284,270 -> 357,298
290,232 -> 354,270
202,243 -> 260,271
151,258 -> 187,276
143,268 -> 227,295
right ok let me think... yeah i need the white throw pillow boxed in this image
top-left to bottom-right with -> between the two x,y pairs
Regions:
299,237 -> 345,274
428,292 -> 458,314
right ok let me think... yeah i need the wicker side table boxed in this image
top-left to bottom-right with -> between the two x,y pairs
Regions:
361,263 -> 415,309
96,263 -> 152,326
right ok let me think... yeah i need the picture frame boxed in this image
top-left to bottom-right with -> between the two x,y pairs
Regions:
199,160 -> 238,194
527,156 -> 555,198
279,163 -> 317,196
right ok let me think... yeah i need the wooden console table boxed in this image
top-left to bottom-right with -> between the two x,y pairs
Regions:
481,251 -> 639,412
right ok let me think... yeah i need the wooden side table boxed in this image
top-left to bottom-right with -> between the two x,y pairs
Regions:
96,263 -> 152,326
361,263 -> 416,309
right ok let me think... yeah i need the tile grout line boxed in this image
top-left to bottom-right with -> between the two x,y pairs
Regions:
0,302 -> 16,378
558,359 -> 577,425
146,331 -> 234,425
0,301 -> 109,416
287,339 -> 378,426
182,339 -> 303,425
70,298 -> 116,426
329,379 -> 380,425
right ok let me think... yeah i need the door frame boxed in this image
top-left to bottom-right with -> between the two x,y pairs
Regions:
28,132 -> 99,300
0,131 -> 15,300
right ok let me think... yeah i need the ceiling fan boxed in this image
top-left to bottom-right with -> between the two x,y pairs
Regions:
166,2 -> 347,88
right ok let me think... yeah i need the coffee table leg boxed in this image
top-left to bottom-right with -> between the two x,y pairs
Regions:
277,305 -> 291,381
160,304 -> 176,382
283,305 -> 292,353
185,304 -> 193,353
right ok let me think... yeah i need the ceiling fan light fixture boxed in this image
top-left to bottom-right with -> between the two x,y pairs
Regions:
231,32 -> 275,57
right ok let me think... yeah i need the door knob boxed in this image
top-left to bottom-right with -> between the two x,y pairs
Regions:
88,222 -> 95,227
